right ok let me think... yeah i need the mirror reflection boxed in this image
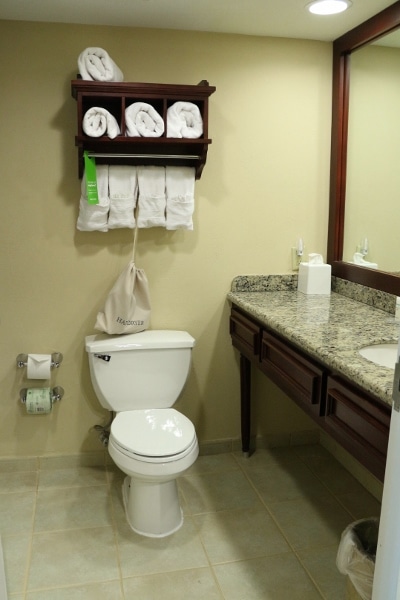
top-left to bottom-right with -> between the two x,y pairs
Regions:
343,31 -> 400,272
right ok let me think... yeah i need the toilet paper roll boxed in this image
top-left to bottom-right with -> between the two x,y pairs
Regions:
27,354 -> 52,379
25,388 -> 52,414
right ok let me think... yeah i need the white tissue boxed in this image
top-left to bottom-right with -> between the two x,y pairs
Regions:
27,354 -> 52,379
308,253 -> 323,265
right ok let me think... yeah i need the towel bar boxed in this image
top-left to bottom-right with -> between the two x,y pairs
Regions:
86,152 -> 201,160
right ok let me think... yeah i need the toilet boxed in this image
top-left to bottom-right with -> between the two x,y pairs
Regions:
85,330 -> 198,538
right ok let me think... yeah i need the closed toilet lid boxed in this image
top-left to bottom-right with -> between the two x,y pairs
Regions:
111,409 -> 196,458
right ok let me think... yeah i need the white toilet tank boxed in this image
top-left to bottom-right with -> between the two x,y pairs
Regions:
85,330 -> 195,411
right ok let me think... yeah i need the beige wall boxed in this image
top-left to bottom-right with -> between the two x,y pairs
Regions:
0,20 -> 332,458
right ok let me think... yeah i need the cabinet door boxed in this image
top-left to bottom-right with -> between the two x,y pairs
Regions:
325,375 -> 390,481
230,308 -> 261,361
260,331 -> 326,417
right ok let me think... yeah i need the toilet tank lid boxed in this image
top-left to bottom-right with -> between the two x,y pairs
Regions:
85,330 -> 195,353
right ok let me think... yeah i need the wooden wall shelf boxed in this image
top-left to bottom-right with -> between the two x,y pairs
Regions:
71,79 -> 216,179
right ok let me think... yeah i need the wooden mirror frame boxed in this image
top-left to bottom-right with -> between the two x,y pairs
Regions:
327,0 -> 400,295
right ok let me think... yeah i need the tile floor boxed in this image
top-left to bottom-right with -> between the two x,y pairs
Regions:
0,443 -> 381,599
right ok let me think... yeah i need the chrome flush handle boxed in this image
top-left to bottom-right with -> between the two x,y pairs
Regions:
94,354 -> 111,362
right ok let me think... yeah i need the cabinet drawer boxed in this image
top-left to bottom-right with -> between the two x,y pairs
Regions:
260,331 -> 326,417
230,308 -> 261,360
325,376 -> 390,481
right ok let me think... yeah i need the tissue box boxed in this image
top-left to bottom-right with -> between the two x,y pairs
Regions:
298,262 -> 331,295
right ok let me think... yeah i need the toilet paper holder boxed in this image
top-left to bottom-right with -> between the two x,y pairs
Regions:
20,386 -> 65,405
16,353 -> 63,369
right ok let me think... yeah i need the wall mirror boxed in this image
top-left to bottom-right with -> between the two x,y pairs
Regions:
327,0 -> 400,295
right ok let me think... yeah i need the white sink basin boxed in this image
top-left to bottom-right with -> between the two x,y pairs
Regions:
359,343 -> 398,369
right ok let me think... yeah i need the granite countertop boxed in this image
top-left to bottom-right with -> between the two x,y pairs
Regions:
228,275 -> 400,406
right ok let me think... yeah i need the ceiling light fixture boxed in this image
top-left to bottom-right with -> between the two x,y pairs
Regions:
307,0 -> 352,15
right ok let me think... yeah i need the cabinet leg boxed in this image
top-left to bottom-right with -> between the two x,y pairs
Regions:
240,354 -> 251,456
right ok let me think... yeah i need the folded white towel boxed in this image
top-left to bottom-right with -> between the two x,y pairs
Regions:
137,166 -> 166,228
125,103 -> 164,137
83,107 -> 120,139
167,102 -> 203,138
78,47 -> 124,82
76,165 -> 110,232
108,166 -> 138,229
165,166 -> 195,230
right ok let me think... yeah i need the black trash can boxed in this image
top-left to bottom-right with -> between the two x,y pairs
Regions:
336,518 -> 379,600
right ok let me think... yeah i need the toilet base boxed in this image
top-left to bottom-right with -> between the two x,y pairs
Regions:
122,476 -> 183,538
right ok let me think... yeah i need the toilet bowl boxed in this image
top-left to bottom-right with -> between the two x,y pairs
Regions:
85,330 -> 198,537
109,408 -> 198,536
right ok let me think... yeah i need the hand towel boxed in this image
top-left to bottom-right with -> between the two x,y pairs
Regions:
78,47 -> 124,82
125,102 -> 164,137
137,166 -> 166,228
167,102 -> 203,138
165,166 -> 195,230
83,107 -> 120,139
108,166 -> 138,229
76,164 -> 110,232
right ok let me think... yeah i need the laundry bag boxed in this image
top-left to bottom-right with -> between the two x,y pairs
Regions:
95,260 -> 151,334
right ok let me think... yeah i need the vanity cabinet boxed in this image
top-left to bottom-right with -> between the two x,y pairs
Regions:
325,376 -> 390,482
71,79 -> 216,179
229,308 -> 261,361
229,306 -> 390,481
260,331 -> 326,420
229,309 -> 262,453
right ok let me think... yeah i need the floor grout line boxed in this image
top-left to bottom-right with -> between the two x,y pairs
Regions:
233,452 -> 326,598
21,471 -> 39,600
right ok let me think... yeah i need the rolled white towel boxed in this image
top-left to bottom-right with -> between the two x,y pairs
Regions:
77,165 -> 110,232
137,166 -> 166,228
108,166 -> 138,229
78,47 -> 124,82
83,107 -> 120,139
165,166 -> 195,230
167,102 -> 203,138
125,102 -> 164,137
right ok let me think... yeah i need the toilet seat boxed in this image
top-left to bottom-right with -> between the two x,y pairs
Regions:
110,408 -> 197,463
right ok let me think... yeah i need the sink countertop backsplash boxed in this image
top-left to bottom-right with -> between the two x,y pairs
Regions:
228,275 -> 399,405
